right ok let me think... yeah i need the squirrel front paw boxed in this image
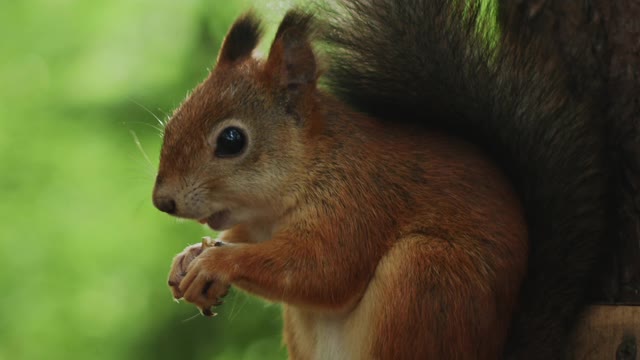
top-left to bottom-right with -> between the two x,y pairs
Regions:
168,237 -> 230,316
167,238 -> 222,298
168,242 -> 204,299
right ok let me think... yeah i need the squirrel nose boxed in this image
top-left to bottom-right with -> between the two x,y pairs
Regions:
154,196 -> 177,214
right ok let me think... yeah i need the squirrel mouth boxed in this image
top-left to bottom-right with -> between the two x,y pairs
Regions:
198,210 -> 231,231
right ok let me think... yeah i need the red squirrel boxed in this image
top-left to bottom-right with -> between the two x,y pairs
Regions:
152,1 -> 608,358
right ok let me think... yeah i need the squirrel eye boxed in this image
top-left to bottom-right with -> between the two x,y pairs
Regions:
215,127 -> 246,158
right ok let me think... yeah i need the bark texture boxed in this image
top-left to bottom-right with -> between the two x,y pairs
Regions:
499,0 -> 640,303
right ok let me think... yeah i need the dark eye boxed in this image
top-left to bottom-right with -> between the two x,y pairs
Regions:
215,127 -> 246,158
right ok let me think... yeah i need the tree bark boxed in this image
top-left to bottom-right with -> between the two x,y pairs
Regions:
499,0 -> 640,303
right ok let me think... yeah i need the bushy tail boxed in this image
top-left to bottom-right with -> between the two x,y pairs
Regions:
317,0 -> 608,357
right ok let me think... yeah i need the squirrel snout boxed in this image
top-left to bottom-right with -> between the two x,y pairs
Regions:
153,196 -> 177,215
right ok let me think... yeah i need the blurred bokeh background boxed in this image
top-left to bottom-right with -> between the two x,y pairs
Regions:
0,1 -> 294,359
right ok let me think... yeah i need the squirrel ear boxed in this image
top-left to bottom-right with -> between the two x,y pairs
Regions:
265,10 -> 317,92
218,12 -> 263,65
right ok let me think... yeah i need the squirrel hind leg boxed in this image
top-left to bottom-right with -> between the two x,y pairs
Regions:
348,234 -> 527,359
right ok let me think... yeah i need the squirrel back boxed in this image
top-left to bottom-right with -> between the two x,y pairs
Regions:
319,0 -> 608,357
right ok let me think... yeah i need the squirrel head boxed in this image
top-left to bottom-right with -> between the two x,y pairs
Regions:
152,11 -> 321,231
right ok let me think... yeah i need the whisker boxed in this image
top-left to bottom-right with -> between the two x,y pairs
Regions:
128,98 -> 166,129
181,311 -> 202,323
129,130 -> 154,168
125,120 -> 165,134
157,107 -> 172,126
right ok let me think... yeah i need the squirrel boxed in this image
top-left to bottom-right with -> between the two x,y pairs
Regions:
152,0 -> 608,359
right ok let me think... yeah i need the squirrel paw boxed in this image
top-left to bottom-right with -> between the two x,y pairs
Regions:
178,247 -> 231,317
167,237 -> 226,302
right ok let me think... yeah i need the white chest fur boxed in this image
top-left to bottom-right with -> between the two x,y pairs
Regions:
313,316 -> 349,360
284,306 -> 359,360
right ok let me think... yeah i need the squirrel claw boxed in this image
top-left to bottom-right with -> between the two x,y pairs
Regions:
201,307 -> 217,317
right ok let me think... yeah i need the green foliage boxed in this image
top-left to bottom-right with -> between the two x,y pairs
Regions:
0,1 -> 294,359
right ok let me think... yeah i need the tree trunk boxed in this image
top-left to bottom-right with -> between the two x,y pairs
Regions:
499,0 -> 640,304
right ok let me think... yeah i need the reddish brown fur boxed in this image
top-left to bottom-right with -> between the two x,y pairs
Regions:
155,11 -> 528,359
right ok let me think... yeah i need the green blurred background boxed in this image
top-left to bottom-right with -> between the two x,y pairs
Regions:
0,1 -> 295,359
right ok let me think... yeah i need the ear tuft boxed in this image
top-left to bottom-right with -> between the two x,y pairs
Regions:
218,12 -> 263,65
266,10 -> 317,91
274,10 -> 313,41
